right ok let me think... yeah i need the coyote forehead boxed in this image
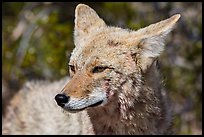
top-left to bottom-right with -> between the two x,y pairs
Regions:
70,28 -> 139,74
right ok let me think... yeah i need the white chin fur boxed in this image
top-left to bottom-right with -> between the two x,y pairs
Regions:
63,88 -> 107,111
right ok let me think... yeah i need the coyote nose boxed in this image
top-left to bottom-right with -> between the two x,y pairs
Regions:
55,94 -> 69,107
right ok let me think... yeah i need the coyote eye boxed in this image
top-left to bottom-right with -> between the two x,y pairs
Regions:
92,66 -> 109,73
69,65 -> 75,73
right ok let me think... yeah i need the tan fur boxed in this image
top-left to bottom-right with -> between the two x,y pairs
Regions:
2,4 -> 180,135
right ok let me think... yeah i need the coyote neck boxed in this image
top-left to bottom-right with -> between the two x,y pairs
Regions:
87,65 -> 171,135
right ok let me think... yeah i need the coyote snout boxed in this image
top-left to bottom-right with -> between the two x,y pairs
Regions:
55,69 -> 109,112
55,90 -> 106,113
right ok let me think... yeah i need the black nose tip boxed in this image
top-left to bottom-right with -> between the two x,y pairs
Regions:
55,94 -> 69,107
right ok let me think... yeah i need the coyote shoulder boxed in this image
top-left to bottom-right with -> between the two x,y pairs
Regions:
3,4 -> 180,135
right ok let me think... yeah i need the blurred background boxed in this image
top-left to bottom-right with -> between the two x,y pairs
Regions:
2,2 -> 202,135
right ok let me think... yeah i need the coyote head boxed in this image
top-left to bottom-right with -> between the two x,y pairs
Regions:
55,4 -> 180,113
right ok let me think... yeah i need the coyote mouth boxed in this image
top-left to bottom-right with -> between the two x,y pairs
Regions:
64,100 -> 104,113
88,100 -> 103,107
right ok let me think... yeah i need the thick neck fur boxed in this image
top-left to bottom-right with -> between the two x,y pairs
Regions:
87,61 -> 172,135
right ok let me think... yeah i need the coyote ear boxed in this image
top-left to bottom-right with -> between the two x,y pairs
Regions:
74,4 -> 106,38
133,14 -> 181,72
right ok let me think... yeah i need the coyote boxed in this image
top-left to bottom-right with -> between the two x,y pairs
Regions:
3,4 -> 180,135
